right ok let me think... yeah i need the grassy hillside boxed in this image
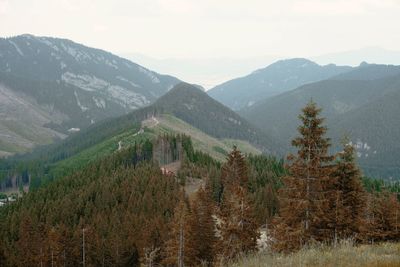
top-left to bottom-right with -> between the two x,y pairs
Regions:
44,114 -> 261,178
144,114 -> 261,161
230,241 -> 400,267
0,111 -> 261,190
48,128 -> 153,178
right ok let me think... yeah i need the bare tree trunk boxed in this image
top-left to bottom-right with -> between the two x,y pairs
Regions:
178,220 -> 185,267
40,247 -> 43,267
144,246 -> 160,267
334,191 -> 339,247
82,228 -> 86,267
306,143 -> 311,231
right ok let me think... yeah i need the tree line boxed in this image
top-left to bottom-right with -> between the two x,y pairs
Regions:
0,101 -> 399,266
272,101 -> 400,251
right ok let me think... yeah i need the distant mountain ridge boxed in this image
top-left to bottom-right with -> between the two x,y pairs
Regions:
331,62 -> 400,81
0,34 -> 181,155
241,63 -> 400,178
312,46 -> 400,66
208,58 -> 352,110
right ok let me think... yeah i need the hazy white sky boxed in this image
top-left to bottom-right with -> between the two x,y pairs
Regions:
1,0 -> 400,87
1,0 -> 399,58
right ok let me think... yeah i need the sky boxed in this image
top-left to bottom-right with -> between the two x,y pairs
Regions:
1,0 -> 400,88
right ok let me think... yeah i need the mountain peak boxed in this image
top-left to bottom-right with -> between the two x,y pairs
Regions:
164,82 -> 204,94
153,82 -> 278,154
18,33 -> 36,38
269,58 -> 318,68
155,82 -> 213,109
208,58 -> 351,110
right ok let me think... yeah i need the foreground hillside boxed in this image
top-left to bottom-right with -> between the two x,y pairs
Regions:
0,134 -> 284,266
0,146 -> 181,266
1,134 -> 398,266
0,34 -> 180,155
231,242 -> 400,267
0,101 -> 399,266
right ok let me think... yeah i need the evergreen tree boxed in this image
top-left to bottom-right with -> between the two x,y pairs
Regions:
252,183 -> 279,225
47,227 -> 64,267
216,148 -> 259,263
272,101 -> 334,252
163,193 -> 195,267
247,154 -> 285,225
221,146 -> 249,190
331,142 -> 366,242
216,185 -> 259,263
189,185 -> 216,266
364,192 -> 390,242
385,193 -> 400,240
0,239 -> 5,267
364,191 -> 400,242
16,215 -> 41,266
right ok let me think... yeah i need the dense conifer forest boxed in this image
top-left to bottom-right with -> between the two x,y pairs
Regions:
0,102 -> 399,266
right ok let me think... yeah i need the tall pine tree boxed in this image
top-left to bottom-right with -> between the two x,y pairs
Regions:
272,100 -> 334,252
163,192 -> 195,267
216,148 -> 259,263
221,146 -> 249,191
189,185 -> 216,266
331,142 -> 366,242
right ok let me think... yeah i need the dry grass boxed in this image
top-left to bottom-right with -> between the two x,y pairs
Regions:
229,241 -> 400,267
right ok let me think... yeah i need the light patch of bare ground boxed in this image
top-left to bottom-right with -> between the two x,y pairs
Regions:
185,177 -> 204,197
161,161 -> 181,175
0,150 -> 13,158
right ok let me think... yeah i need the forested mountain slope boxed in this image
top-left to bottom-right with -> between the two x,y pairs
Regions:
0,83 -> 268,190
330,89 -> 400,178
0,34 -> 180,155
332,62 -> 400,80
241,64 -> 400,178
0,142 -> 183,266
0,129 -> 286,266
0,126 -> 397,266
208,58 -> 351,110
